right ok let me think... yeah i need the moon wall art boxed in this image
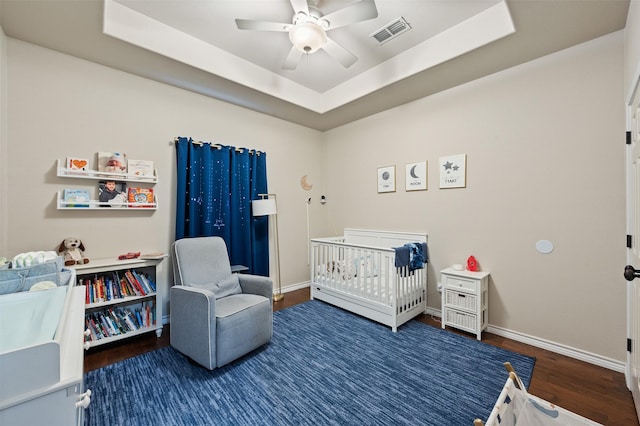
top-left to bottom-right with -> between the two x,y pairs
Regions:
405,161 -> 427,191
300,175 -> 313,191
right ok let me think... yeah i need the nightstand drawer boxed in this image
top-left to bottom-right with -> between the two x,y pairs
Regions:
443,275 -> 476,292
445,309 -> 477,333
445,289 -> 477,311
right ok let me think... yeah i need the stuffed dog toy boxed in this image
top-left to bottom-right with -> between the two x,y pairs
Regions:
57,237 -> 89,266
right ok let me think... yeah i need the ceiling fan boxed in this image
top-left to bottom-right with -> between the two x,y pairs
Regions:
235,0 -> 378,70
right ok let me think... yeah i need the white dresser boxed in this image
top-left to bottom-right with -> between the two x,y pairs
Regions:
0,283 -> 90,426
441,267 -> 490,340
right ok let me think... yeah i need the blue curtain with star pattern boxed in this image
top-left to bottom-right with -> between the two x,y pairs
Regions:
174,137 -> 269,276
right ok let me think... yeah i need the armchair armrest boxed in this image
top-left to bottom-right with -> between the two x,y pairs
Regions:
237,274 -> 273,302
170,285 -> 217,370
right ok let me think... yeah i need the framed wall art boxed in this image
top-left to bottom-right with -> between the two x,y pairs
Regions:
439,154 -> 467,189
405,161 -> 427,191
377,165 -> 396,193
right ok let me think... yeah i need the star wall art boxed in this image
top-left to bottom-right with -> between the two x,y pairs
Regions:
405,161 -> 427,191
439,154 -> 467,189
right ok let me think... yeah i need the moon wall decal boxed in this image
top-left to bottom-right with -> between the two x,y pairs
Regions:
300,175 -> 313,191
409,165 -> 419,179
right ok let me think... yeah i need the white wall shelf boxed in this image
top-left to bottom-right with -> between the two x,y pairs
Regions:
55,158 -> 158,210
56,159 -> 158,183
56,191 -> 157,210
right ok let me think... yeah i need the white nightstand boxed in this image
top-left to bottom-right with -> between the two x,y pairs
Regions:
441,267 -> 490,340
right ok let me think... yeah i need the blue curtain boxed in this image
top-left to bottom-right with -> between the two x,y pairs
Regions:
175,137 -> 269,275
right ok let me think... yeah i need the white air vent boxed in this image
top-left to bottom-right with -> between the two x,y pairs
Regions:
370,17 -> 411,45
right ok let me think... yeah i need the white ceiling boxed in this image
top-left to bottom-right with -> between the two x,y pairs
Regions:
0,0 -> 630,131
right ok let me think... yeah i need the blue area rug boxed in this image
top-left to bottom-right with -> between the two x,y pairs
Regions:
85,300 -> 535,425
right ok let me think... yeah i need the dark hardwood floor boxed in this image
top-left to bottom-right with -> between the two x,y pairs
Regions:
85,288 -> 638,425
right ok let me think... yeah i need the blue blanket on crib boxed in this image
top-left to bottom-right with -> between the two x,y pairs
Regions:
394,242 -> 428,271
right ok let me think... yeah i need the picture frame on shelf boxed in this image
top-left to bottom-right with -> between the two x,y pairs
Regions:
127,187 -> 154,208
63,188 -> 90,208
98,180 -> 127,208
377,165 -> 396,193
439,154 -> 467,189
127,159 -> 154,179
405,161 -> 427,191
65,157 -> 90,173
97,152 -> 128,174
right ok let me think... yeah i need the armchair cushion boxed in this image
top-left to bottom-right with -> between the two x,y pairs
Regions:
216,294 -> 272,367
195,274 -> 242,300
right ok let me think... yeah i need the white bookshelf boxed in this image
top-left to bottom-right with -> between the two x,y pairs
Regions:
70,257 -> 165,349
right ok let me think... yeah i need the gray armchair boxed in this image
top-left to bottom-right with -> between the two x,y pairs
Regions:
170,236 -> 273,370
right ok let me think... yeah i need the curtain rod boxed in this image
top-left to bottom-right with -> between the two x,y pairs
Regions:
173,138 -> 261,155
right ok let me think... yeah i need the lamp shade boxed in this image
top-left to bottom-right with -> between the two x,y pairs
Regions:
289,22 -> 327,54
252,198 -> 277,216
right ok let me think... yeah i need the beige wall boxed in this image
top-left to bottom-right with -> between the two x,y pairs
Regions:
4,39 -> 326,318
1,30 -> 628,363
324,32 -> 626,362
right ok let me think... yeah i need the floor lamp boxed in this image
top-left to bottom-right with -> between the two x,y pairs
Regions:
252,193 -> 283,302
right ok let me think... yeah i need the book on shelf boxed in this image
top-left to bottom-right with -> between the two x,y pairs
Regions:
97,151 -> 128,174
139,273 -> 156,292
85,318 -> 95,341
124,270 -> 141,296
132,270 -> 150,294
127,187 -> 154,208
63,188 -> 90,208
140,252 -> 167,260
122,309 -> 139,331
82,269 -> 155,304
127,159 -> 154,179
84,301 -> 156,341
65,157 -> 90,174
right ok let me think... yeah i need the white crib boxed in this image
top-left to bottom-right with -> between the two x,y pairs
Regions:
310,229 -> 427,332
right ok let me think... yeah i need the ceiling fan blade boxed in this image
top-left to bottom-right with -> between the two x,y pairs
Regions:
282,46 -> 304,70
235,19 -> 290,32
289,0 -> 310,15
321,0 -> 378,30
323,37 -> 357,68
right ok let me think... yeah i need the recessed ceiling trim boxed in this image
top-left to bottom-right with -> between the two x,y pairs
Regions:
103,0 -> 515,115
319,1 -> 516,112
103,0 -> 326,112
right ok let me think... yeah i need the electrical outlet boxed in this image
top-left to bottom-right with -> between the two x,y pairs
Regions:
437,282 -> 442,292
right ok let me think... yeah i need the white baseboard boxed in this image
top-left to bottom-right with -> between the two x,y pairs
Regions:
426,309 -> 624,373
486,324 -> 625,373
281,281 -> 311,293
170,281 -> 625,373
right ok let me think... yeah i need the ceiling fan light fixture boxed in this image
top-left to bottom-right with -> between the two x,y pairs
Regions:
289,22 -> 327,54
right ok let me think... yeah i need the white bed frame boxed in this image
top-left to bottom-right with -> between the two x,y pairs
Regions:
310,229 -> 427,332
